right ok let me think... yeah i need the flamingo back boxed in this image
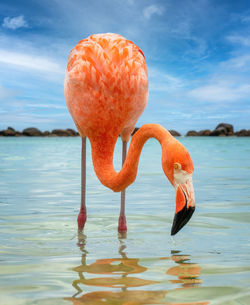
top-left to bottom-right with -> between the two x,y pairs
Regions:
64,33 -> 148,142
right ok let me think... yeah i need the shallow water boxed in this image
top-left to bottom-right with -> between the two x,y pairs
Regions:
0,136 -> 250,305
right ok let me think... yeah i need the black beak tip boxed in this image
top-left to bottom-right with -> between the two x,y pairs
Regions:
171,206 -> 195,236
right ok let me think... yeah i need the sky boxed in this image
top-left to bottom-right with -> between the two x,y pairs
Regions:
0,0 -> 250,134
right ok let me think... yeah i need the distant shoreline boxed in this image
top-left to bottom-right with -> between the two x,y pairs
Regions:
0,123 -> 250,137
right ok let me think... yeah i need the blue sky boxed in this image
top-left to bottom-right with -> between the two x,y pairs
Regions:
0,0 -> 250,133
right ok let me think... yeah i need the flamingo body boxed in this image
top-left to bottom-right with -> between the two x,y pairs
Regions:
64,33 -> 148,144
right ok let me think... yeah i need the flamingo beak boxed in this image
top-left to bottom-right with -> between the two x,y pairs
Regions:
171,177 -> 195,235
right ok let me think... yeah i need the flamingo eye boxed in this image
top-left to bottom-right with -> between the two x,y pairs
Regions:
174,163 -> 181,170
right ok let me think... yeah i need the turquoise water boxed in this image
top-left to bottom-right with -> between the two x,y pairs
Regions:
0,136 -> 250,305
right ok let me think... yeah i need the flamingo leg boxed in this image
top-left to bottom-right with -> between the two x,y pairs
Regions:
78,137 -> 87,231
118,140 -> 127,233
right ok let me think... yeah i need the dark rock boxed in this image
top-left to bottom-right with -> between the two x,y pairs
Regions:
15,131 -> 23,137
216,123 -> 234,133
0,128 -> 16,136
215,123 -> 234,135
23,127 -> 43,136
235,129 -> 250,137
7,127 -> 16,132
186,130 -> 199,136
43,131 -> 51,136
210,126 -> 227,136
51,129 -> 72,136
66,128 -> 79,136
198,129 -> 211,136
169,130 -> 181,136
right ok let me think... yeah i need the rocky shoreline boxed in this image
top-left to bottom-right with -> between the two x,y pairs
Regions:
184,123 -> 250,137
0,123 -> 249,137
0,127 -> 79,137
136,123 -> 250,137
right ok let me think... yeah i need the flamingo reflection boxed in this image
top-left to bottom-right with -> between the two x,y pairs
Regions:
65,235 -> 208,305
166,253 -> 202,287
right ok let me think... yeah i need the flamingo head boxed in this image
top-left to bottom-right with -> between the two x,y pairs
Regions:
162,140 -> 195,235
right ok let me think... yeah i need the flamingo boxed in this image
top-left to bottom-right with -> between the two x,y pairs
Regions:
64,33 -> 195,235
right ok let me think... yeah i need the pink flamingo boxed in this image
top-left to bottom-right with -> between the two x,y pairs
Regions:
64,33 -> 195,235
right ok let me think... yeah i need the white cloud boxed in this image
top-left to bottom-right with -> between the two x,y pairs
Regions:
241,15 -> 250,23
148,66 -> 185,96
220,54 -> 250,72
143,4 -> 164,20
27,103 -> 66,109
125,0 -> 135,5
2,15 -> 28,30
149,67 -> 177,81
148,66 -> 184,93
188,82 -> 250,102
0,49 -> 64,74
187,51 -> 250,103
227,35 -> 250,47
0,85 -> 17,100
0,113 -> 68,125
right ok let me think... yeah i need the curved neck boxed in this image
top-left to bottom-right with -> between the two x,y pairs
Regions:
90,124 -> 175,192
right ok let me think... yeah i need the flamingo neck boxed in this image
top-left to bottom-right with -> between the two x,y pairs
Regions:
90,124 -> 175,192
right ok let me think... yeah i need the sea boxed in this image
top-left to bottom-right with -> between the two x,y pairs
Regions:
0,136 -> 250,305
